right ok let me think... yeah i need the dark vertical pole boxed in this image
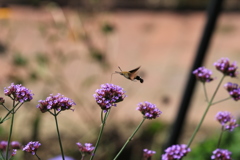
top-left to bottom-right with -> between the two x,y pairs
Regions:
163,0 -> 224,152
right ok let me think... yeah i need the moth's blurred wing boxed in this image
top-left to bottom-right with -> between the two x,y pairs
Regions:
129,66 -> 141,80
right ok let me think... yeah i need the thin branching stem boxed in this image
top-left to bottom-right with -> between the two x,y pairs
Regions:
113,117 -> 146,160
217,126 -> 224,148
35,153 -> 41,160
54,109 -> 65,160
211,97 -> 232,106
203,83 -> 209,103
187,75 -> 225,147
90,109 -> 111,160
6,100 -> 16,160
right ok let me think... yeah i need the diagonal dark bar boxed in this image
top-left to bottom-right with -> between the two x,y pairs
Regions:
162,0 -> 224,152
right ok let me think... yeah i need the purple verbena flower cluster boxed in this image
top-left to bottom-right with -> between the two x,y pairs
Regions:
215,111 -> 238,131
143,149 -> 156,159
215,111 -> 232,125
211,148 -> 232,160
36,93 -> 76,113
193,67 -> 213,83
137,101 -> 162,119
0,97 -> 5,104
0,140 -> 21,151
162,144 -> 191,160
224,82 -> 240,101
0,140 -> 21,157
225,119 -> 239,131
4,83 -> 33,103
76,143 -> 95,155
93,83 -> 126,112
214,58 -> 238,77
22,141 -> 41,155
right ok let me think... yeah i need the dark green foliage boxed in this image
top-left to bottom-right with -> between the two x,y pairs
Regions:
101,22 -> 115,35
13,52 -> 28,66
185,126 -> 240,160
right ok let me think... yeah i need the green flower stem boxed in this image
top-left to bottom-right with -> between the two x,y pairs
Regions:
81,154 -> 85,160
53,110 -> 65,160
217,126 -> 224,148
14,103 -> 24,113
6,100 -> 16,160
35,153 -> 41,160
90,110 -> 110,160
113,117 -> 146,160
187,75 -> 225,147
1,104 -> 10,112
203,83 -> 209,103
211,97 -> 232,106
1,109 -> 14,124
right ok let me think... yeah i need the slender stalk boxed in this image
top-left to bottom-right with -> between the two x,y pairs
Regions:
81,155 -> 85,160
6,100 -> 16,160
35,153 -> 41,160
187,75 -> 225,147
90,110 -> 110,160
53,109 -> 65,160
101,110 -> 104,123
203,83 -> 209,102
1,104 -> 10,112
211,97 -> 232,106
113,118 -> 146,160
217,126 -> 224,148
1,109 -> 14,124
14,103 -> 24,113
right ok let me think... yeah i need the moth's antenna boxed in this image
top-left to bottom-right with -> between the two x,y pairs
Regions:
118,66 -> 122,72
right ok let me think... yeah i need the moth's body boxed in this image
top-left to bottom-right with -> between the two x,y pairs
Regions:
115,66 -> 144,83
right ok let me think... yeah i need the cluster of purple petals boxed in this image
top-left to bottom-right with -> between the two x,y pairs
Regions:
225,119 -> 239,131
137,101 -> 162,119
211,149 -> 231,160
0,97 -> 5,104
4,83 -> 33,103
215,111 -> 232,125
48,155 -> 76,160
162,144 -> 191,160
215,111 -> 239,131
224,82 -> 240,101
36,93 -> 76,113
0,141 -> 21,151
93,83 -> 126,112
143,149 -> 156,159
214,58 -> 238,77
22,141 -> 41,155
0,141 -> 21,157
76,143 -> 95,155
192,67 -> 213,83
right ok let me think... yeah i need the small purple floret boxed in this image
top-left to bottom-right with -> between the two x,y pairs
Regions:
193,67 -> 213,83
215,111 -> 238,132
36,93 -> 76,113
143,148 -> 156,159
137,101 -> 162,119
76,142 -> 95,155
162,144 -> 191,160
211,148 -> 231,160
224,82 -> 240,101
4,83 -> 33,103
216,111 -> 232,125
22,141 -> 41,155
214,58 -> 238,77
225,119 -> 239,131
93,83 -> 126,112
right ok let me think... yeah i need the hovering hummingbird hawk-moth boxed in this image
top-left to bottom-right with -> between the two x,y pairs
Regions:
113,66 -> 144,83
